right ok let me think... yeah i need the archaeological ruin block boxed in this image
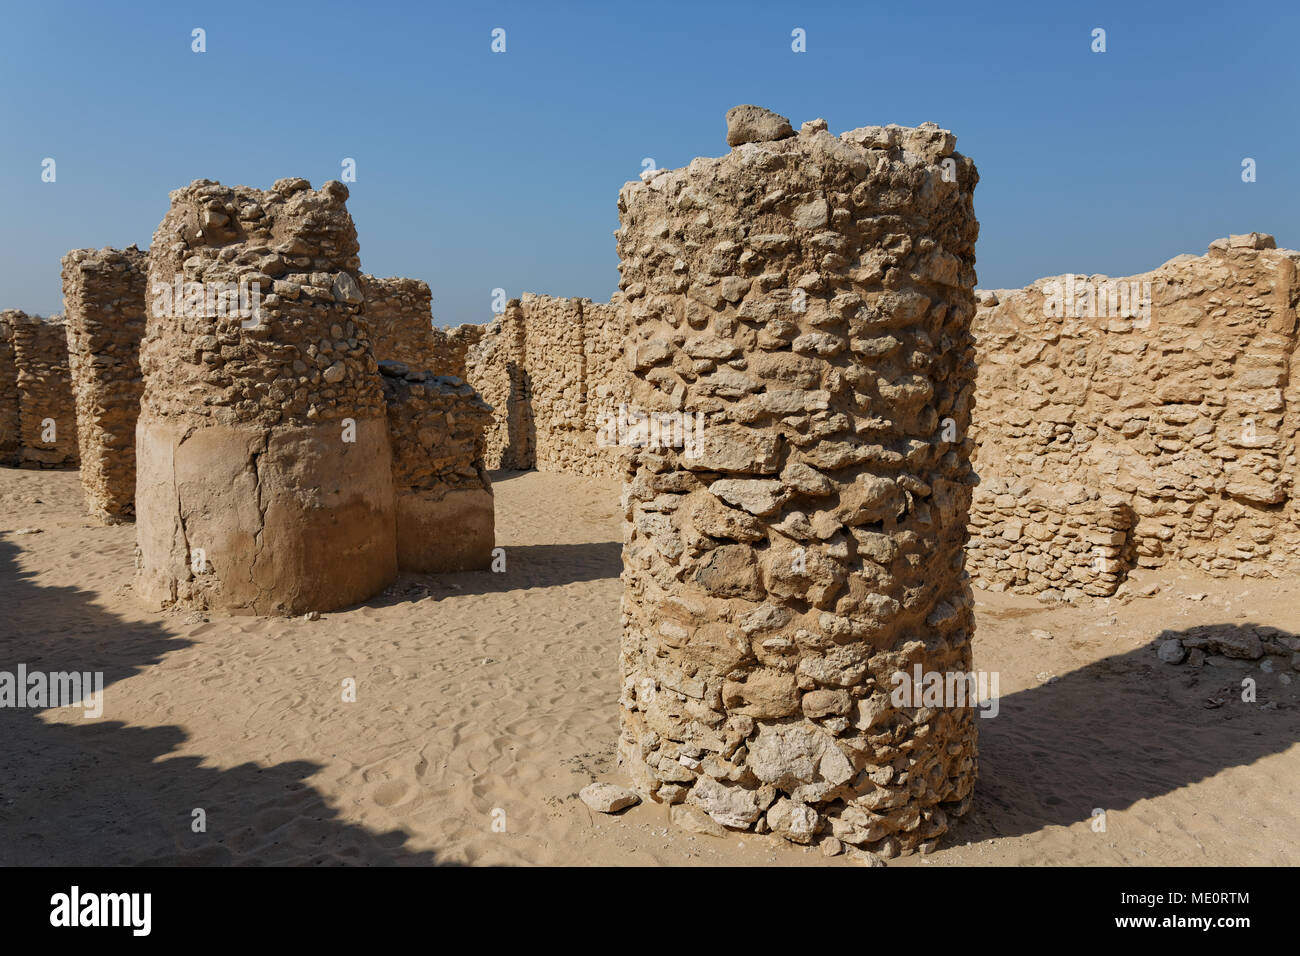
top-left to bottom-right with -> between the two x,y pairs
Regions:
614,107 -> 981,856
8,311 -> 79,468
969,233 -> 1300,596
0,312 -> 18,465
379,361 -> 494,572
360,274 -> 437,370
134,177 -> 397,615
465,303 -> 533,470
62,245 -> 148,522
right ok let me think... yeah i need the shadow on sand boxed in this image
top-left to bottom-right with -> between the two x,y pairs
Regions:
0,536 -> 446,865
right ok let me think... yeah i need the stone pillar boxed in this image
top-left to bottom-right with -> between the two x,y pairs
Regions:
0,312 -> 19,465
379,362 -> 494,571
615,107 -> 980,857
62,246 -> 148,521
9,312 -> 79,468
135,177 -> 397,615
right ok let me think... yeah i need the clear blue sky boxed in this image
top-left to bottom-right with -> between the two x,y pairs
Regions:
1,0 -> 1295,326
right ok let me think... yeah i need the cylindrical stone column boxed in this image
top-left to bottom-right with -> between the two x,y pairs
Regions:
62,246 -> 148,522
379,362 -> 495,572
10,312 -> 79,468
135,177 -> 397,615
615,107 -> 980,857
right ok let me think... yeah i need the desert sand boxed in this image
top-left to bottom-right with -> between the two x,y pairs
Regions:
0,466 -> 1296,866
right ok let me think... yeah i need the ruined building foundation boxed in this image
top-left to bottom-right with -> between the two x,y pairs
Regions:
62,245 -> 148,521
614,107 -> 981,855
135,178 -> 397,615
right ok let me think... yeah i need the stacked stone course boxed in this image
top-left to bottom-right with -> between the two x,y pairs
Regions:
380,361 -> 494,571
614,107 -> 981,856
61,245 -> 148,521
969,232 -> 1300,596
8,311 -> 79,468
135,177 -> 397,615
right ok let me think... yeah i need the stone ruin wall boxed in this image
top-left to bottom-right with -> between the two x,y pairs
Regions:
6,311 -> 79,468
466,303 -> 533,469
614,107 -> 981,857
969,232 -> 1300,599
359,273 -> 484,382
359,274 -> 435,370
62,245 -> 148,521
135,177 -> 397,615
379,363 -> 494,572
0,313 -> 18,465
462,293 -> 628,479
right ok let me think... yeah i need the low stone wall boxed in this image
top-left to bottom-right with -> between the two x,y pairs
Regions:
62,245 -> 148,521
9,311 -> 79,469
379,361 -> 494,572
970,233 -> 1300,592
967,479 -> 1134,598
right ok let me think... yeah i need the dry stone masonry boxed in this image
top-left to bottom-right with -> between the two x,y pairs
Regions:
135,177 -> 398,615
969,233 -> 1300,597
8,311 -> 79,468
61,245 -> 148,521
379,361 -> 495,572
614,107 -> 981,856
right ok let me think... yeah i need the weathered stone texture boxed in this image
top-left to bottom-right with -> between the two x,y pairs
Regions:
8,311 -> 79,468
969,233 -> 1300,596
62,245 -> 148,521
614,109 -> 981,857
379,361 -> 494,572
135,177 -> 397,615
428,323 -> 483,381
0,312 -> 19,464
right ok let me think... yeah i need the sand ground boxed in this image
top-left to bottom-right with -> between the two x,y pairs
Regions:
1,466 -> 1296,866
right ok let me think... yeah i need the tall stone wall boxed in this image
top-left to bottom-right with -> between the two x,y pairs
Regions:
62,245 -> 148,521
0,312 -> 19,465
135,177 -> 397,615
969,233 -> 1300,597
614,107 -> 981,857
9,311 -> 79,468
380,361 -> 494,572
462,294 -> 628,479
